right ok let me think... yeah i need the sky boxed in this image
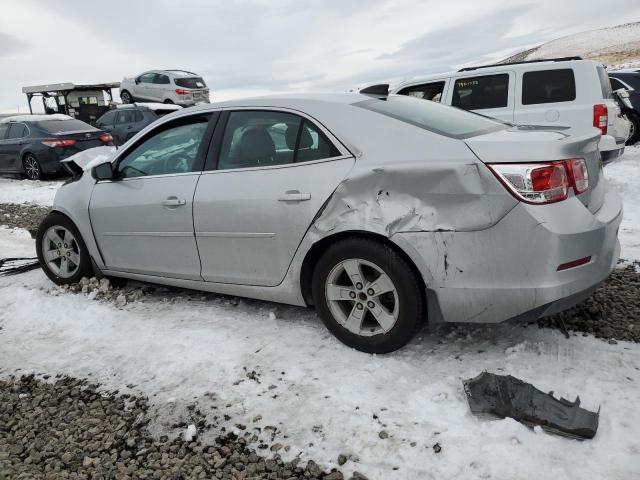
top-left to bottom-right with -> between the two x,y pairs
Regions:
1,0 -> 639,113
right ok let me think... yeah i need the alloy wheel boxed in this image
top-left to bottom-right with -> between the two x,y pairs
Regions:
24,156 -> 41,180
41,226 -> 81,279
325,258 -> 399,337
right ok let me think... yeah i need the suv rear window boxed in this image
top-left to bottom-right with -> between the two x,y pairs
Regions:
174,77 -> 207,89
522,69 -> 576,105
39,119 -> 94,133
452,74 -> 509,110
355,95 -> 507,139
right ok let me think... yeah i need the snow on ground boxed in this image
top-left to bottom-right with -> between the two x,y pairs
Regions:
605,145 -> 640,263
1,159 -> 640,479
0,177 -> 61,206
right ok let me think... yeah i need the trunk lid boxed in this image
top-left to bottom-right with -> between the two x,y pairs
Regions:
55,129 -> 105,151
465,125 -> 605,213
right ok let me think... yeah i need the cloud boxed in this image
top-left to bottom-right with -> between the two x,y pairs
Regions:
0,32 -> 28,57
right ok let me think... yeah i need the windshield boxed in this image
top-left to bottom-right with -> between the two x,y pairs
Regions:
354,95 -> 508,139
39,119 -> 95,133
174,77 -> 207,89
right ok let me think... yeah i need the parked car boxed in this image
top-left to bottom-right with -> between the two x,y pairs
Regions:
37,94 -> 621,353
366,58 -> 629,163
0,114 -> 113,180
609,70 -> 640,144
119,70 -> 210,107
95,103 -> 182,146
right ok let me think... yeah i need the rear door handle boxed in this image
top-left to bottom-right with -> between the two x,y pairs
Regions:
162,197 -> 187,207
277,190 -> 311,202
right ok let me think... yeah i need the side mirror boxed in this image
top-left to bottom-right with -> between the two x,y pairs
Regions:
135,78 -> 141,85
92,161 -> 115,181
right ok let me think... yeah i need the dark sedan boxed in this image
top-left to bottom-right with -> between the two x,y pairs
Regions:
610,71 -> 640,145
0,114 -> 113,180
95,103 -> 182,146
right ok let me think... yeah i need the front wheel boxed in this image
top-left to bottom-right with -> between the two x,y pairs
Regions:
36,213 -> 93,285
312,238 -> 424,353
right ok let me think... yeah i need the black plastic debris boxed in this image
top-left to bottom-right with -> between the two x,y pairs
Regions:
463,372 -> 599,439
0,257 -> 40,276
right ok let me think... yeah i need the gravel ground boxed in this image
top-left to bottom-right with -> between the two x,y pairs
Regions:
1,201 -> 639,345
0,203 -> 50,235
0,375 -> 358,480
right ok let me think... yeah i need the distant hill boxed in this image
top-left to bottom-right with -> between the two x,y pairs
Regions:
501,22 -> 640,67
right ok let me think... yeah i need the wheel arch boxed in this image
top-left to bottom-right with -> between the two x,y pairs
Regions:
299,230 -> 428,313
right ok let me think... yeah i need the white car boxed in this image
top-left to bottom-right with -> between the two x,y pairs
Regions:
119,70 -> 210,107
369,58 -> 629,163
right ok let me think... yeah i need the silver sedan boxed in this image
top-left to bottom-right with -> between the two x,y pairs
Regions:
37,94 -> 622,353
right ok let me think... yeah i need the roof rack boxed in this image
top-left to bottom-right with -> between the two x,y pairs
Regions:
458,56 -> 583,72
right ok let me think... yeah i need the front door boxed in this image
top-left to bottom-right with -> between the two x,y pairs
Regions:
89,113 -> 214,279
194,109 -> 355,286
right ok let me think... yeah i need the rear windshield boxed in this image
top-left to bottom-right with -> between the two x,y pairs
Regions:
174,77 -> 207,89
354,95 -> 508,139
38,119 -> 95,133
611,74 -> 640,90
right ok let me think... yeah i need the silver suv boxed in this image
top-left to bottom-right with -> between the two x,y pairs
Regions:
119,70 -> 210,106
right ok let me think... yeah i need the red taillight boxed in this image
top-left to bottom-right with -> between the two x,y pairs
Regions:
99,134 -> 113,143
593,104 -> 608,135
41,139 -> 76,148
175,88 -> 189,95
565,158 -> 589,194
487,159 -> 589,204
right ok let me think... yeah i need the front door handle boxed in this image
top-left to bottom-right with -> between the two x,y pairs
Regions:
278,190 -> 311,202
162,197 -> 187,207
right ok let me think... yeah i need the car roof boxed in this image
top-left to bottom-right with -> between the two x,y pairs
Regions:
0,114 -> 73,124
186,92 -> 368,111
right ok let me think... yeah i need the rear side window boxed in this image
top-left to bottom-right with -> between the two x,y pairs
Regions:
522,69 -> 576,105
452,74 -> 509,110
155,74 -> 170,84
7,123 -> 28,139
39,119 -> 94,133
218,111 -> 340,170
174,77 -> 207,89
0,124 -> 9,139
116,110 -> 138,124
398,81 -> 445,102
355,95 -> 507,139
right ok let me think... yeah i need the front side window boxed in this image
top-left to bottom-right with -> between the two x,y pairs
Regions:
522,69 -> 576,105
7,123 -> 27,139
452,74 -> 509,110
398,81 -> 445,102
138,73 -> 156,84
116,110 -> 138,124
218,111 -> 340,170
117,116 -> 209,178
96,111 -> 116,127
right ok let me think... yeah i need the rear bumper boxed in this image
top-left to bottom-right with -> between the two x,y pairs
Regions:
393,189 -> 623,324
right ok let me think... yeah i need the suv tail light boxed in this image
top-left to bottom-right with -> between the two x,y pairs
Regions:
175,88 -> 189,95
487,159 -> 589,204
593,104 -> 608,135
99,134 -> 113,143
41,139 -> 76,148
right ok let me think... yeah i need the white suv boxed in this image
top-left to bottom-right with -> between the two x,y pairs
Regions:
375,58 -> 629,162
119,70 -> 210,107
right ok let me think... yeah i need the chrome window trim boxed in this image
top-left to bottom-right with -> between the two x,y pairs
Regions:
95,171 -> 200,184
200,154 -> 353,175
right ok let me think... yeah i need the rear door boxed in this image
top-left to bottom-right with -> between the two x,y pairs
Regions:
89,112 -> 216,279
148,73 -> 171,102
134,73 -> 156,100
2,123 -> 29,171
0,123 -> 11,171
447,72 -> 514,122
193,109 -> 355,286
113,109 -> 142,145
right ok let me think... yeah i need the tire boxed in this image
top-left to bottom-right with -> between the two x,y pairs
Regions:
23,154 -> 44,180
163,99 -> 174,104
312,238 -> 424,353
36,212 -> 93,285
120,90 -> 133,104
626,112 -> 639,145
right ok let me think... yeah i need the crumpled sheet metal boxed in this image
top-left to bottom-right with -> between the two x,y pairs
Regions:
312,161 -> 517,237
463,372 -> 599,439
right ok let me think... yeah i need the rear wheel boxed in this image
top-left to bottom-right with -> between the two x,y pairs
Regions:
120,90 -> 133,104
36,213 -> 93,285
626,112 -> 639,145
23,154 -> 43,180
312,238 -> 424,353
163,99 -> 174,104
